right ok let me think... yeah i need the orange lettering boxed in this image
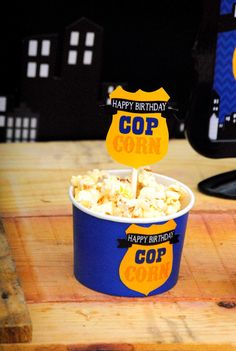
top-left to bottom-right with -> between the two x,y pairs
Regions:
136,137 -> 148,154
113,135 -> 122,152
149,138 -> 161,154
123,136 -> 134,153
160,262 -> 170,279
124,266 -> 135,282
136,267 -> 146,282
147,266 -> 159,281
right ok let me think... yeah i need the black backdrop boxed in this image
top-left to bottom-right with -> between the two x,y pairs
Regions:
0,0 -> 202,138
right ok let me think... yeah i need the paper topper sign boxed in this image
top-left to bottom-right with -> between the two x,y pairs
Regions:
106,86 -> 170,168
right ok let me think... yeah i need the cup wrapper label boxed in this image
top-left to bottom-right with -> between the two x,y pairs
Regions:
118,219 -> 177,296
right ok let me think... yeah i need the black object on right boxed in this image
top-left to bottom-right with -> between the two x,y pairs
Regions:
185,0 -> 236,158
185,0 -> 236,200
198,170 -> 236,199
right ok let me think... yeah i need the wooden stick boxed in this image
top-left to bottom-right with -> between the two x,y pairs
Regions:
131,168 -> 139,199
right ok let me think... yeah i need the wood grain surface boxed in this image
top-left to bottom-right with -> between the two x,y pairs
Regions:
2,213 -> 236,303
1,301 -> 236,350
0,140 -> 235,217
0,221 -> 32,343
0,140 -> 236,350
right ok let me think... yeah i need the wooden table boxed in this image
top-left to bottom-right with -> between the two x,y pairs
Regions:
0,139 -> 236,350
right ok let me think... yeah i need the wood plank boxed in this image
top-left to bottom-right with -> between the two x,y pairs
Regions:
1,301 -> 236,349
1,140 -> 236,349
0,140 -> 235,217
1,346 -> 236,351
0,140 -> 234,173
3,213 -> 236,303
0,170 -> 72,218
0,221 -> 32,343
2,345 -> 236,351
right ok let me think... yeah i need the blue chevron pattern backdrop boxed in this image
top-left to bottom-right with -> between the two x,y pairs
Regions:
213,29 -> 236,124
220,0 -> 234,14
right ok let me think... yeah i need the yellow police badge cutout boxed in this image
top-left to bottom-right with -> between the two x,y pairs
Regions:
106,86 -> 170,168
118,220 -> 177,296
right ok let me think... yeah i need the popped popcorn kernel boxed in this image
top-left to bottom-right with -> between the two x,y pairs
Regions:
71,169 -> 185,218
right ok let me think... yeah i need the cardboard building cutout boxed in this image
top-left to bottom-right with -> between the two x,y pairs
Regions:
0,16 -> 186,143
0,18 -> 122,142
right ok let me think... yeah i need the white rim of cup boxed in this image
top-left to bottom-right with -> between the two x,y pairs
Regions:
69,169 -> 195,224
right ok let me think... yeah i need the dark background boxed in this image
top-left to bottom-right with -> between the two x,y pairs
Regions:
0,0 -> 202,136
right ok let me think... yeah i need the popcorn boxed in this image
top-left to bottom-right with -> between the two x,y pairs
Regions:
71,169 -> 185,218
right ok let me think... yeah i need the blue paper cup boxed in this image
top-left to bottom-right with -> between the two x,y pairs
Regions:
69,170 -> 195,297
